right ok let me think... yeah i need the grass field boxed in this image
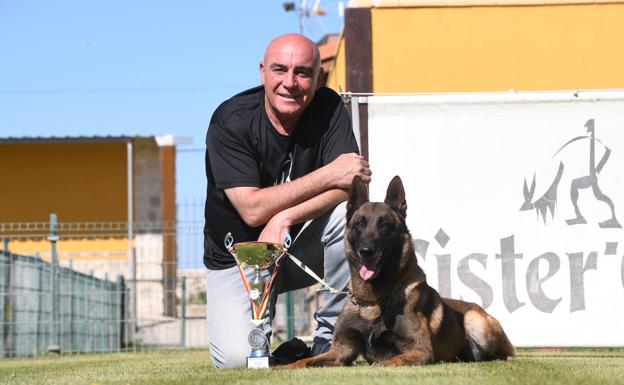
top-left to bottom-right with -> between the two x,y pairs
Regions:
1,349 -> 623,385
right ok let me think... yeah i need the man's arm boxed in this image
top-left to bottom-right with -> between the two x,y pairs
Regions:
225,152 -> 370,227
257,188 -> 348,244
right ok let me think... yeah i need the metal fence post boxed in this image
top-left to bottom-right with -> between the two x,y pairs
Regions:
179,277 -> 186,348
36,262 -> 44,355
99,272 -> 104,352
131,246 -> 137,338
69,260 -> 74,353
116,275 -> 124,352
350,95 -> 361,153
105,272 -> 112,353
89,271 -> 95,352
1,238 -> 14,357
47,213 -> 60,354
286,292 -> 295,340
0,237 -> 9,357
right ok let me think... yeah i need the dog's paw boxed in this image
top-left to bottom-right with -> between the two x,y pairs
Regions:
375,356 -> 423,367
275,360 -> 308,370
373,360 -> 400,367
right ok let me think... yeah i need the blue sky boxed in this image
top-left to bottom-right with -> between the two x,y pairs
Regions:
0,0 -> 344,203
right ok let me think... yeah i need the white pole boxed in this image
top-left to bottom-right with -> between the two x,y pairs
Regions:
350,96 -> 361,151
126,141 -> 137,343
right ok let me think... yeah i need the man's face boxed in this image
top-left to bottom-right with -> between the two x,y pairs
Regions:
260,37 -> 321,124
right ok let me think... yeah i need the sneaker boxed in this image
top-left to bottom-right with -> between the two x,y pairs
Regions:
310,337 -> 331,356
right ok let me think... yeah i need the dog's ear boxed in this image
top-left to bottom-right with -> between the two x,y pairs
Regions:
347,176 -> 369,222
384,175 -> 407,219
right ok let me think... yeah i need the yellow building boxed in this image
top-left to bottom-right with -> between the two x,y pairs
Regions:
324,0 -> 624,157
0,136 -> 177,319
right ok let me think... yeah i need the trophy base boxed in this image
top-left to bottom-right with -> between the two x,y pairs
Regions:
247,356 -> 271,369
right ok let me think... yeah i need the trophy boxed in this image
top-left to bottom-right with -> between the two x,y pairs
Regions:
224,231 -> 345,369
224,232 -> 291,369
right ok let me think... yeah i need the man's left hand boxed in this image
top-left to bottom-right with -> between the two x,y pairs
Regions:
258,211 -> 292,244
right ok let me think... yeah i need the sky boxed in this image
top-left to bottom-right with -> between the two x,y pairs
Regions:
0,0 -> 344,205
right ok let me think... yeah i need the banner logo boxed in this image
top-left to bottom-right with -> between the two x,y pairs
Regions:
520,119 -> 621,228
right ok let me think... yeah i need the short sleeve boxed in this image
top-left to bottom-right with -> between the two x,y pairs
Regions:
206,119 -> 261,189
320,94 -> 360,165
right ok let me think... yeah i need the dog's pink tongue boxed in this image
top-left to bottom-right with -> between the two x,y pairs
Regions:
359,265 -> 375,280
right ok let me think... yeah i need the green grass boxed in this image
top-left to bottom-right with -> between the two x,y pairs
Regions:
1,349 -> 623,385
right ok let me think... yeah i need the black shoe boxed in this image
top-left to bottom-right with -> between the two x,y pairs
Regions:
311,337 -> 331,356
272,338 -> 311,365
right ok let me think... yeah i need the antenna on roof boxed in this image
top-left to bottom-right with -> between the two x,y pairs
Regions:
282,0 -> 327,35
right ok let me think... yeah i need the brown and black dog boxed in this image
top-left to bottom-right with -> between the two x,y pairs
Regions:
284,176 -> 514,368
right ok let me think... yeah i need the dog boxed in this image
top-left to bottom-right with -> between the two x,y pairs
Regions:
284,175 -> 514,368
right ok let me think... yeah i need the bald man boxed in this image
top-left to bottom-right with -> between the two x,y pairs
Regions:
204,34 -> 371,368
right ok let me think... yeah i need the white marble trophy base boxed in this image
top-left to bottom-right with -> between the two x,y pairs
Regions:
247,356 -> 270,369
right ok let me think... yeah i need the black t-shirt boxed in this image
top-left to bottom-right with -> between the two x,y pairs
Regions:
203,85 -> 359,270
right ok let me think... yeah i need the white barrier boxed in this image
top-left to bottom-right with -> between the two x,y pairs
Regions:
366,90 -> 624,346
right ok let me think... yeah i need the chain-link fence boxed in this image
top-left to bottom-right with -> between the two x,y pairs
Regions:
0,201 -> 321,357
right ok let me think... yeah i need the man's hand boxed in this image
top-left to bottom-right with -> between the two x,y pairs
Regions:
258,211 -> 292,244
325,153 -> 372,189
224,153 -> 370,228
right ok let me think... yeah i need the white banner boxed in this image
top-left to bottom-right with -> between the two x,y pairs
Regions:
367,91 -> 624,346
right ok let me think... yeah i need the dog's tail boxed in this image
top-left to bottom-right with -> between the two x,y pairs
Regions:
457,309 -> 515,362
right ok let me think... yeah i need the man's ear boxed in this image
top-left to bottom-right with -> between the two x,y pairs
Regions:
316,67 -> 324,90
347,176 -> 369,222
259,61 -> 265,85
384,176 -> 407,220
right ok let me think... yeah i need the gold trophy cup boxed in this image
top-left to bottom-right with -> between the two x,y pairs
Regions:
224,232 -> 291,369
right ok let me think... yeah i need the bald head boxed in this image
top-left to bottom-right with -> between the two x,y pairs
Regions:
263,33 -> 321,71
259,33 -> 324,134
